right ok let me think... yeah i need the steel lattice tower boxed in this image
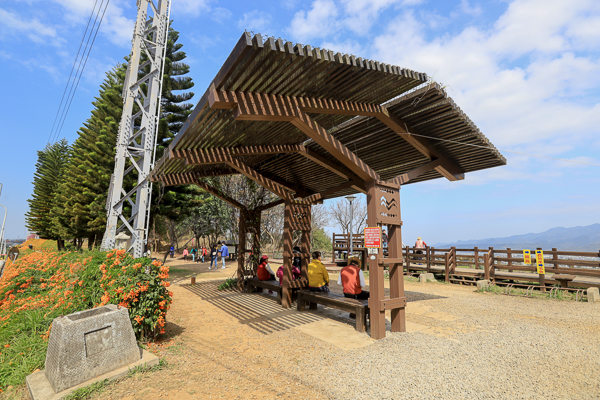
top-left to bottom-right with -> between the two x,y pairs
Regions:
101,0 -> 171,257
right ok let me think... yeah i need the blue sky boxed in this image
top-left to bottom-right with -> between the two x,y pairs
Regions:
1,0 -> 599,245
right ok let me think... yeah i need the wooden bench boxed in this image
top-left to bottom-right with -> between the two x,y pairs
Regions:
296,291 -> 370,332
246,278 -> 282,304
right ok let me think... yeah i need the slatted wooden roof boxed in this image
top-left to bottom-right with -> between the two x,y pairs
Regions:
150,32 -> 506,202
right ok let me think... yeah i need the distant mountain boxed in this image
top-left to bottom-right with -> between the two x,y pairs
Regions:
433,223 -> 600,252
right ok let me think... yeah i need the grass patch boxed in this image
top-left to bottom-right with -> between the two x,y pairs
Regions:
477,283 -> 582,301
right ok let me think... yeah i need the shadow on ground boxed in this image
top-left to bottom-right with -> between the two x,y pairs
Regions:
182,282 -> 447,336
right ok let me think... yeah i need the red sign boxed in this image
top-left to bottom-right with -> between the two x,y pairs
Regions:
364,227 -> 382,248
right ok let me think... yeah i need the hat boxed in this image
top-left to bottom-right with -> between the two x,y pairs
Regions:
293,246 -> 301,254
417,237 -> 421,240
348,257 -> 361,268
260,255 -> 269,261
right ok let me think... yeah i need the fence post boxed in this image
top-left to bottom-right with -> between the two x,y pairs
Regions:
552,248 -> 558,271
405,246 -> 410,272
507,248 -> 512,272
426,246 -> 431,273
474,246 -> 479,270
445,251 -> 450,283
489,247 -> 494,280
484,254 -> 490,280
332,233 -> 335,263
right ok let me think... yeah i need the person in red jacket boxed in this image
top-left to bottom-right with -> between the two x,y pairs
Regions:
276,264 -> 301,286
338,257 -> 369,319
257,255 -> 276,281
338,257 -> 369,300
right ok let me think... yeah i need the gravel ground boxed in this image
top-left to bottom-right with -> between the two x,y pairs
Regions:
283,281 -> 600,400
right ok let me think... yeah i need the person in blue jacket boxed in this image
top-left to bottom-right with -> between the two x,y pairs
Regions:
219,241 -> 229,269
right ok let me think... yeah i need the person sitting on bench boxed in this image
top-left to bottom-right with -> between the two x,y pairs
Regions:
338,257 -> 369,319
308,251 -> 330,292
276,264 -> 301,286
257,255 -> 276,281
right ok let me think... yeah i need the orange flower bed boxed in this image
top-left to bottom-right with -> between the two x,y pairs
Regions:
0,244 -> 173,390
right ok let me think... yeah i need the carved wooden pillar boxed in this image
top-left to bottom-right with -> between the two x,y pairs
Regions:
237,208 -> 247,290
366,180 -> 406,339
282,202 -> 293,308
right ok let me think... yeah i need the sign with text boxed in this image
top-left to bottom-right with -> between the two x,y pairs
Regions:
523,249 -> 531,264
364,227 -> 382,248
535,250 -> 545,274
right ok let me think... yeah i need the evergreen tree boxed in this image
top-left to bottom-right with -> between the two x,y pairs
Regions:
26,139 -> 70,249
52,65 -> 126,248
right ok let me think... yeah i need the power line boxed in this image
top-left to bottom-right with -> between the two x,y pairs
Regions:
53,0 -> 110,143
406,132 -> 600,167
47,0 -> 101,145
47,0 -> 110,144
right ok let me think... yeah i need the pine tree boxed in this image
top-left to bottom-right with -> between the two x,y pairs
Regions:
52,65 -> 126,248
26,139 -> 70,249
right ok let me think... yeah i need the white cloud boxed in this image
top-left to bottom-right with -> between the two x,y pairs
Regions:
0,7 -> 60,44
458,0 -> 482,17
237,10 -> 272,32
370,1 -> 600,156
172,0 -> 213,17
289,0 -> 339,41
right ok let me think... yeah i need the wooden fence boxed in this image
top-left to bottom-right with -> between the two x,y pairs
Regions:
402,246 -> 600,289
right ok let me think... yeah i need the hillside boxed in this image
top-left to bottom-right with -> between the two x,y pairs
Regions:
434,223 -> 600,252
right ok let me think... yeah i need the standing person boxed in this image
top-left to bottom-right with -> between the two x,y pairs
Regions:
257,255 -> 276,281
191,247 -> 197,262
201,246 -> 207,263
338,257 -> 369,318
415,236 -> 427,264
209,244 -> 218,269
182,247 -> 189,261
219,241 -> 229,269
307,251 -> 329,292
169,245 -> 175,258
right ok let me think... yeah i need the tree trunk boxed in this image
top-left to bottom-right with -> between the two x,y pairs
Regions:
88,233 -> 96,250
57,238 -> 64,251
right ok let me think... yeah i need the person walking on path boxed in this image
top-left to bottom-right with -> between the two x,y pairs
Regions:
209,245 -> 218,269
182,247 -> 189,261
169,245 -> 175,258
219,241 -> 229,269
201,246 -> 207,263
307,251 -> 329,292
191,247 -> 197,262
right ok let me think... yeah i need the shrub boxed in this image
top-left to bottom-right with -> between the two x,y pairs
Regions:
0,244 -> 172,390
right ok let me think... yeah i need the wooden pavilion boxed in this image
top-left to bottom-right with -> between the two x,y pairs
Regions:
149,32 -> 506,339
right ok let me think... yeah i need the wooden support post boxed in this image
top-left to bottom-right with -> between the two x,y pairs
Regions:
237,209 -> 247,290
388,223 -> 405,333
366,181 -> 386,340
331,233 -> 335,263
484,254 -> 490,280
553,248 -> 558,271
281,201 -> 293,308
426,246 -> 431,273
445,252 -> 450,283
489,247 -> 495,280
405,246 -> 411,272
252,213 -> 261,272
474,247 -> 479,270
301,228 -> 310,283
507,248 -> 512,273
538,247 -> 545,292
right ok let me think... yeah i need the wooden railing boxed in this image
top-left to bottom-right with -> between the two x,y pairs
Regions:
401,246 -> 600,288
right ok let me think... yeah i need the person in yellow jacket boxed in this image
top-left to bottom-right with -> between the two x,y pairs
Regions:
307,251 -> 330,292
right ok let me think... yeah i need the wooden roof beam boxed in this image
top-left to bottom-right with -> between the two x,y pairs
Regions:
226,157 -> 295,201
386,159 -> 442,186
302,180 -> 357,204
172,145 -> 303,160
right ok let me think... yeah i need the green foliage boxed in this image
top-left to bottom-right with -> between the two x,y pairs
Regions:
51,65 -> 126,246
217,278 -> 237,290
0,247 -> 172,389
311,228 -> 332,251
25,139 -> 70,241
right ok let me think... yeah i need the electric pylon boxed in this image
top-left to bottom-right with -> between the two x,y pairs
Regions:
101,0 -> 171,257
